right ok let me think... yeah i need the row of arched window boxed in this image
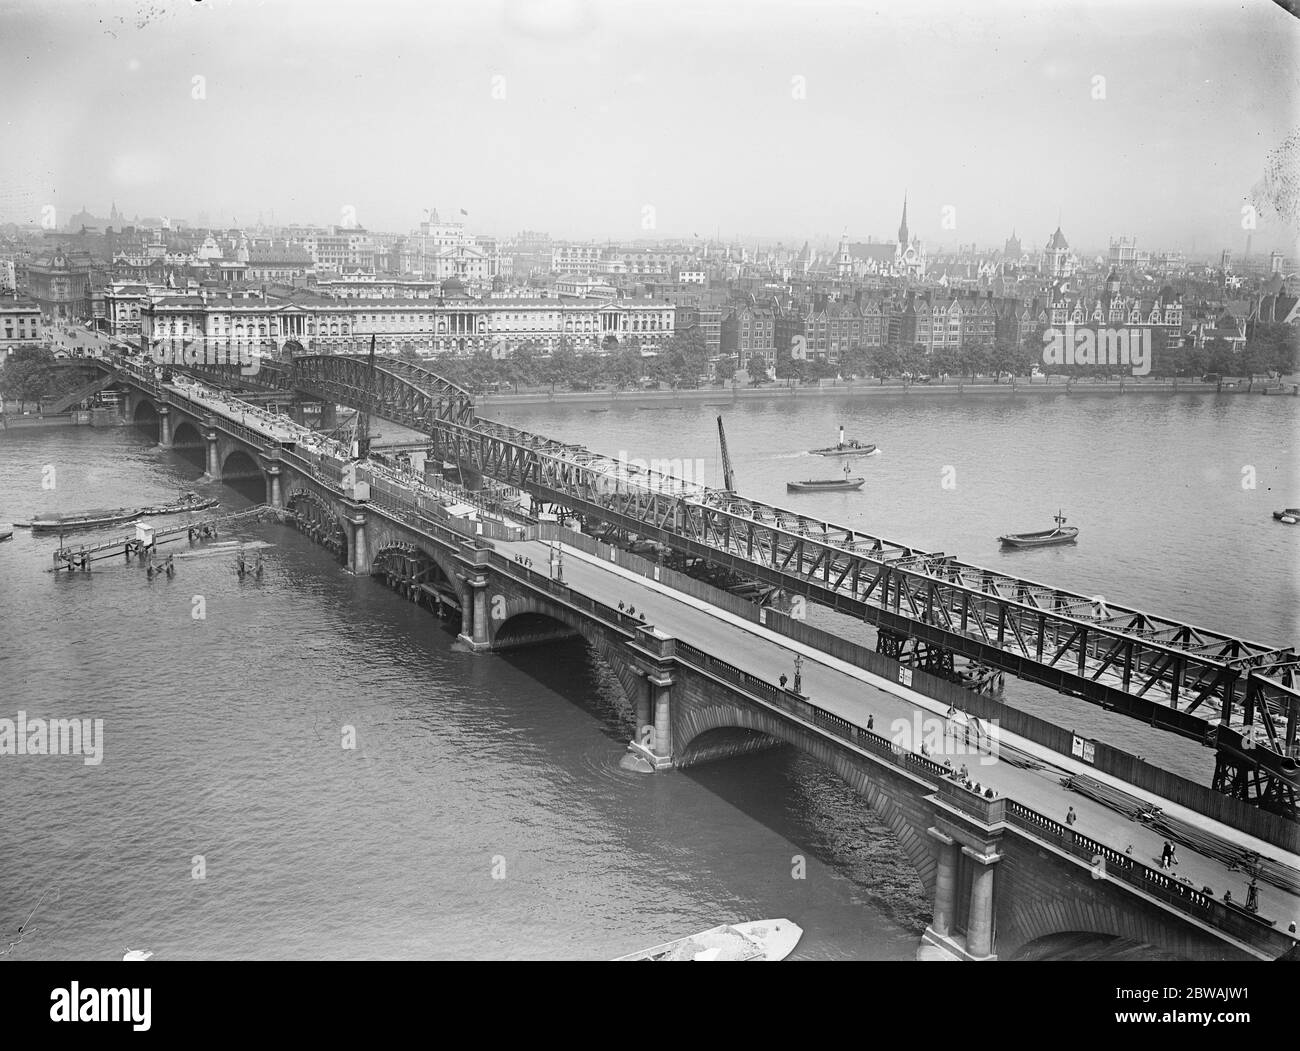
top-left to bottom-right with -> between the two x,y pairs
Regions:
152,318 -> 354,338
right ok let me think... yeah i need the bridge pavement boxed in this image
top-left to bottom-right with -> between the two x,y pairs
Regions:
494,534 -> 1300,934
167,383 -> 323,446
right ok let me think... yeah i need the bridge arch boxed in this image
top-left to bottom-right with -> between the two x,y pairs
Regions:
1008,931 -> 1183,962
220,449 -> 266,502
490,597 -> 641,713
286,488 -> 348,564
172,419 -> 203,443
370,541 -> 464,615
990,874 -> 1247,961
171,420 -> 206,470
673,702 -> 937,888
131,399 -> 160,441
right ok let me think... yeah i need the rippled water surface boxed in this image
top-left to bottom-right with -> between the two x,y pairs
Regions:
0,391 -> 1294,960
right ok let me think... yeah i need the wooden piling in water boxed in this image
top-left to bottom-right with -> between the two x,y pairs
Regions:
49,505 -> 276,572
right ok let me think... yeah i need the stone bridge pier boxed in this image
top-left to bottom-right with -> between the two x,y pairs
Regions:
120,389 -> 289,502
95,359 -> 1295,965
425,555 -> 1281,962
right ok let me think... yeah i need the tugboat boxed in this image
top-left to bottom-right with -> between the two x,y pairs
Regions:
1273,507 -> 1300,524
998,510 -> 1079,548
787,464 -> 866,493
615,919 -> 802,961
809,425 -> 876,457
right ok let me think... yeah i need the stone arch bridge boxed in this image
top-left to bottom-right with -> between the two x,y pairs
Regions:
94,357 -> 1296,964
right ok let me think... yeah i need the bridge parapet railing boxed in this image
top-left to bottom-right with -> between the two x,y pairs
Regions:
107,360 -> 163,398
935,775 -> 1007,824
632,628 -> 676,661
590,598 -> 643,634
206,412 -> 282,451
666,642 -> 1294,953
1004,799 -> 1070,838
675,641 -> 783,708
481,550 -> 647,636
907,751 -> 956,782
454,527 -> 1295,953
1003,800 -> 1292,951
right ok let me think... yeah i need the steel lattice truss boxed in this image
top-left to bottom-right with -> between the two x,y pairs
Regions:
290,355 -> 476,427
169,353 -> 476,428
122,351 -> 1295,784
428,414 -> 1300,765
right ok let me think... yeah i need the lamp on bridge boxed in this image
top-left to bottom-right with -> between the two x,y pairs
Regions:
792,654 -> 804,697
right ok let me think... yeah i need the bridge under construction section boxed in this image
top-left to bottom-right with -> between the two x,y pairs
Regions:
146,350 -> 1300,822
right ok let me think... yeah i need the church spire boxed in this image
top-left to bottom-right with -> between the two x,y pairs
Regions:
898,193 -> 909,247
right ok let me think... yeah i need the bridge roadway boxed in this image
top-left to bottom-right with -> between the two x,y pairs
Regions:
92,354 -> 1298,954
431,411 -> 1300,779
120,352 -> 1300,796
495,533 -> 1300,932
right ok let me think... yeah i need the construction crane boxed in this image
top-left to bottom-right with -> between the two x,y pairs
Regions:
354,335 -> 375,461
717,414 -> 736,492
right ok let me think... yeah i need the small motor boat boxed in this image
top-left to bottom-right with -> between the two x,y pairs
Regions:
1273,507 -> 1300,524
615,919 -> 802,961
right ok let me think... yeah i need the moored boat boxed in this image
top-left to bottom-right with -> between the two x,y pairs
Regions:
0,525 -> 12,542
31,507 -> 147,533
787,465 -> 865,492
615,919 -> 802,961
147,492 -> 219,517
998,511 -> 1078,548
30,493 -> 218,534
809,425 -> 876,457
1273,507 -> 1300,524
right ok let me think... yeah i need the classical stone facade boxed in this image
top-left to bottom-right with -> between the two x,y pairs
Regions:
26,248 -> 95,321
139,287 -> 675,356
0,294 -> 42,350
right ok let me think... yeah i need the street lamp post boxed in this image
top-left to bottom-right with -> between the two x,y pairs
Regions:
792,654 -> 804,696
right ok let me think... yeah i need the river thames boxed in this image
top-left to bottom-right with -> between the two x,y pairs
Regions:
1,391 -> 1295,960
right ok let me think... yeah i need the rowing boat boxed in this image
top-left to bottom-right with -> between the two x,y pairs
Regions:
615,919 -> 802,961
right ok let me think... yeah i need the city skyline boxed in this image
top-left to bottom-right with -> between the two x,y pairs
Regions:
2,0 -> 1297,253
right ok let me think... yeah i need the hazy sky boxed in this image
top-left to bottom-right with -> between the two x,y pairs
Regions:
2,0 -> 1297,253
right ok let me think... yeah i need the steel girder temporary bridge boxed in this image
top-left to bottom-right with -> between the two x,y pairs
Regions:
156,352 -> 477,430
137,351 -> 1296,815
425,412 -> 1299,817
